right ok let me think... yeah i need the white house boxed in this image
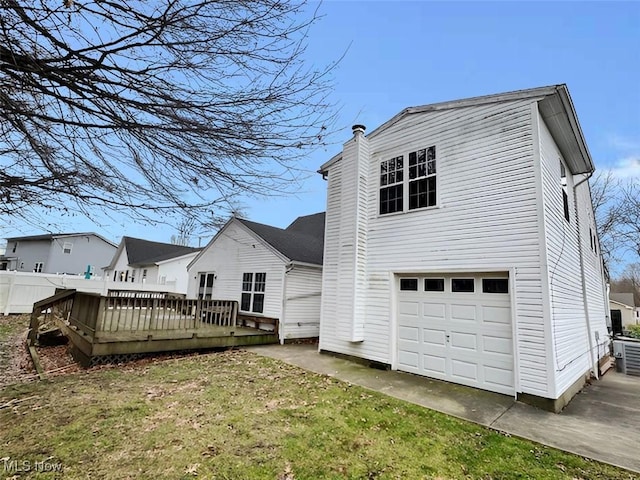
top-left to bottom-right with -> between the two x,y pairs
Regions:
609,292 -> 638,333
318,84 -> 609,412
187,213 -> 325,343
104,237 -> 201,294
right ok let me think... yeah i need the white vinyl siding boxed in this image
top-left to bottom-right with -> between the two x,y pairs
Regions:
187,221 -> 285,321
283,265 -> 322,340
321,99 -> 551,396
538,112 -> 597,396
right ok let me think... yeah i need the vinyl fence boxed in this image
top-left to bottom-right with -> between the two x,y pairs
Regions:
0,271 -> 178,315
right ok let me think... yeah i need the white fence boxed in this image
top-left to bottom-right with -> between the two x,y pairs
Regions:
0,271 -> 178,315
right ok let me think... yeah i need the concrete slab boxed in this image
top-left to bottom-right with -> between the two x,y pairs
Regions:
246,343 -> 640,475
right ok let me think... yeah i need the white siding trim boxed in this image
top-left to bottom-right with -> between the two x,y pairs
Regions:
531,103 -> 556,398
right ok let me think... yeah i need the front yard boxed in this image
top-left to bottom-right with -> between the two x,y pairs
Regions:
0,341 -> 637,479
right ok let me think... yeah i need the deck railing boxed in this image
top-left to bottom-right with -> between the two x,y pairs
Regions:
98,296 -> 238,333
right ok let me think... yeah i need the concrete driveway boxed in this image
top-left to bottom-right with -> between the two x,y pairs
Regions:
247,343 -> 640,475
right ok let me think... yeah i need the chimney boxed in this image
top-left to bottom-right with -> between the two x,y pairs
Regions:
352,124 -> 366,136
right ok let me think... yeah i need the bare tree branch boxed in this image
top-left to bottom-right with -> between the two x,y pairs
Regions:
0,0 -> 337,225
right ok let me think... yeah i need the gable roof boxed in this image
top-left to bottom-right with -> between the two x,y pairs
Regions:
110,237 -> 201,268
610,292 -> 636,308
5,232 -> 117,247
320,84 -> 593,176
237,212 -> 325,265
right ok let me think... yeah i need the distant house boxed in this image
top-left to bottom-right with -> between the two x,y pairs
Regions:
0,233 -> 117,276
318,84 -> 609,412
609,292 -> 639,333
104,237 -> 201,294
187,213 -> 325,342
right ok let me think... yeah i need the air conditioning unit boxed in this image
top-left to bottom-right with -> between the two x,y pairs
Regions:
613,337 -> 640,376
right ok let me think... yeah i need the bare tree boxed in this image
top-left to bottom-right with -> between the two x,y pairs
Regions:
0,0 -> 336,225
170,216 -> 197,247
590,171 -> 624,268
619,180 -> 640,258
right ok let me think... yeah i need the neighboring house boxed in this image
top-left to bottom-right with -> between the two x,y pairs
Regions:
609,292 -> 638,333
187,213 -> 325,342
0,233 -> 117,276
318,84 -> 609,412
104,237 -> 201,294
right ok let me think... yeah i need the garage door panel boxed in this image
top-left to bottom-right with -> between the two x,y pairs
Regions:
422,354 -> 447,375
399,301 -> 419,316
422,302 -> 446,319
399,325 -> 419,342
398,350 -> 419,370
482,305 -> 511,325
397,273 -> 514,396
482,335 -> 512,356
483,365 -> 515,389
450,331 -> 477,351
451,359 -> 478,381
451,304 -> 477,321
422,328 -> 446,346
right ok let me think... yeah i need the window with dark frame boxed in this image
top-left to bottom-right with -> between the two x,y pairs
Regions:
241,272 -> 266,313
424,278 -> 445,292
380,146 -> 437,215
380,155 -> 404,214
408,146 -> 437,210
451,278 -> 474,293
399,278 -> 418,291
482,278 -> 509,294
198,272 -> 216,299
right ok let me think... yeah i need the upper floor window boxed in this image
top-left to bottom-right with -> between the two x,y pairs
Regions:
34,262 -> 43,273
63,242 -> 73,254
380,146 -> 437,215
380,155 -> 404,214
12,242 -> 17,253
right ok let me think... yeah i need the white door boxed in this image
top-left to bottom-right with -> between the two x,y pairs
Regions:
397,273 -> 514,395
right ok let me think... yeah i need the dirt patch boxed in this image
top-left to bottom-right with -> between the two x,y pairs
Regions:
0,315 -> 35,388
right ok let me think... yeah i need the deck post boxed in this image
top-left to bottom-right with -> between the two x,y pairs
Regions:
95,296 -> 106,337
150,298 -> 159,330
27,306 -> 40,346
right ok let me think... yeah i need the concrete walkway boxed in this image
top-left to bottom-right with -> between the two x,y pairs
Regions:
247,343 -> 640,474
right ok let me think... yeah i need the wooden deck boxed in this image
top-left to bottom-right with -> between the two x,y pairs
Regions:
29,290 -> 279,366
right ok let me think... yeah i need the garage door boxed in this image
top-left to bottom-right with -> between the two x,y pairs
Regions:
397,273 -> 514,395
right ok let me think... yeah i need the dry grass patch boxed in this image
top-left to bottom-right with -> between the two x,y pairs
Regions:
0,350 -> 637,479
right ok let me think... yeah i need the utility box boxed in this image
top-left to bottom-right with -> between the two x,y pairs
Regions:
613,337 -> 640,376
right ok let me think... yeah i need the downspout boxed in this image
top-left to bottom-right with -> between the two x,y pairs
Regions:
280,263 -> 294,344
573,171 -> 598,379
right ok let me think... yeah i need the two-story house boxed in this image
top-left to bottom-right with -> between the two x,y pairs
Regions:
318,85 -> 609,412
1,233 -> 117,276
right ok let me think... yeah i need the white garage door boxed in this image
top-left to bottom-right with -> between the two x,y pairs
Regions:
397,273 -> 514,395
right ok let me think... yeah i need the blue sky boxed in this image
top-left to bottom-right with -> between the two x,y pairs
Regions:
3,1 -> 639,253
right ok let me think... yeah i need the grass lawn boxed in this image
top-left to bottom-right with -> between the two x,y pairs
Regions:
0,350 -> 637,480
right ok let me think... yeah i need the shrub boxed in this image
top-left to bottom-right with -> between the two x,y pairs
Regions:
628,324 -> 640,339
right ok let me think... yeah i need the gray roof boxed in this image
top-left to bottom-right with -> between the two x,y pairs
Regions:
610,292 -> 636,308
237,212 -> 325,265
5,232 -> 117,247
122,237 -> 201,266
